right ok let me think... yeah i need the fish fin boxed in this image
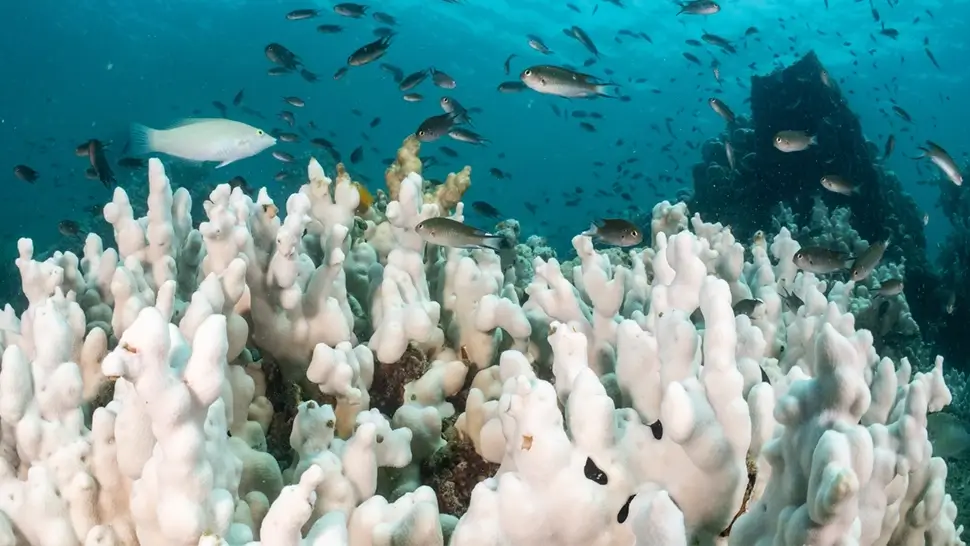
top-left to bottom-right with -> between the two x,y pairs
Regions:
480,236 -> 512,252
810,135 -> 819,145
581,223 -> 599,237
595,83 -> 621,98
128,123 -> 158,155
215,159 -> 237,169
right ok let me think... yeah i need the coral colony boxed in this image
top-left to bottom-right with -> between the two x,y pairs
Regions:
0,133 -> 963,546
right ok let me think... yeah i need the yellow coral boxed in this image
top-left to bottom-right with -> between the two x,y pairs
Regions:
384,135 -> 422,200
428,165 -> 471,213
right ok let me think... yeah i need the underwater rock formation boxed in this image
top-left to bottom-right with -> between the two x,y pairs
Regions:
690,50 -> 939,357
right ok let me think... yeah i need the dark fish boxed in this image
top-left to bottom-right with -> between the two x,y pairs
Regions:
416,113 -> 458,142
369,117 -> 381,128
351,146 -> 364,164
301,70 -> 318,82
472,201 -> 502,218
277,132 -> 300,143
212,101 -> 228,116
286,9 -> 319,20
583,219 -> 642,247
334,67 -> 349,80
497,81 -> 528,93
850,239 -> 889,282
504,54 -> 517,75
232,89 -> 244,106
883,134 -> 895,160
13,165 -> 38,183
564,26 -> 600,57
317,24 -> 344,33
439,146 -> 459,158
439,96 -> 472,124
265,43 -> 302,70
283,96 -> 305,107
733,298 -> 764,318
683,52 -> 702,65
399,69 -> 429,91
380,63 -> 404,82
334,3 -> 368,17
891,105 -> 912,122
925,48 -> 940,69
87,139 -> 115,188
58,220 -> 82,237
372,11 -> 397,25
348,34 -> 394,66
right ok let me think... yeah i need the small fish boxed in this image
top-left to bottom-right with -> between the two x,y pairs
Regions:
472,201 -> 502,218
917,140 -> 962,186
334,2 -> 368,18
416,113 -> 458,142
372,11 -> 397,25
520,65 -> 618,98
13,165 -> 38,183
792,247 -> 853,274
779,287 -> 803,312
850,239 -> 889,282
504,54 -> 516,75
733,298 -> 764,318
131,118 -> 276,168
876,279 -> 904,297
87,139 -> 116,187
708,98 -> 735,123
925,48 -> 941,70
317,24 -> 344,33
527,35 -> 553,54
369,117 -> 381,128
334,67 -> 349,80
264,43 -> 302,70
348,34 -> 393,66
403,93 -> 424,102
399,69 -> 430,91
945,292 -> 956,314
498,81 -> 528,93
448,127 -> 489,145
58,220 -> 82,237
431,68 -> 457,89
725,142 -> 736,170
565,26 -> 600,57
283,96 -> 305,107
677,0 -> 720,15
350,146 -> 364,164
279,111 -> 295,127
440,96 -> 472,124
773,130 -> 817,152
286,9 -> 319,20
277,132 -> 300,143
415,217 -> 507,250
820,174 -> 858,195
892,105 -> 912,123
272,150 -> 295,163
300,69 -> 319,83
883,134 -> 895,160
232,89 -> 244,106
820,68 -> 833,88
582,219 -> 642,247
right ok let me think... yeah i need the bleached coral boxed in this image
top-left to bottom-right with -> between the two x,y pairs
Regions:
0,155 -> 962,546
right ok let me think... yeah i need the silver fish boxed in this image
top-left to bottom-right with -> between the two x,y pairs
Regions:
876,278 -> 904,296
286,9 -> 319,20
918,140 -> 963,186
520,65 -> 619,98
725,141 -> 736,170
527,35 -> 553,54
793,247 -> 852,274
678,0 -> 720,14
415,217 -> 506,250
708,98 -> 735,123
440,96 -> 472,124
431,68 -> 457,89
773,130 -> 817,152
850,239 -> 888,282
448,127 -> 489,145
399,69 -> 429,91
820,174 -> 857,195
334,2 -> 367,18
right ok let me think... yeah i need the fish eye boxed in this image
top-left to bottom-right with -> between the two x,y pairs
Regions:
417,130 -> 426,136
524,69 -> 532,76
631,229 -> 640,237
442,97 -> 450,104
258,130 -> 264,135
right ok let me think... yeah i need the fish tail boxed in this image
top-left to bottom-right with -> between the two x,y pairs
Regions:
810,135 -> 819,145
595,82 -> 621,98
481,235 -> 511,251
129,123 -> 159,155
581,223 -> 599,237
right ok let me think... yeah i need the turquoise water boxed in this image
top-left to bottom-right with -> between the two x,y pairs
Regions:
1,0 -> 965,293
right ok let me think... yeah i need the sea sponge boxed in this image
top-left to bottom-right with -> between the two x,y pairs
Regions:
385,135 -> 423,200
429,166 -> 472,213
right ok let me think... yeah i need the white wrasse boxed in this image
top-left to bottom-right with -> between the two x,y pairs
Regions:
130,118 -> 277,168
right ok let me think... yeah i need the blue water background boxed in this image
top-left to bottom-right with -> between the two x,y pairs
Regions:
0,0 -> 966,285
